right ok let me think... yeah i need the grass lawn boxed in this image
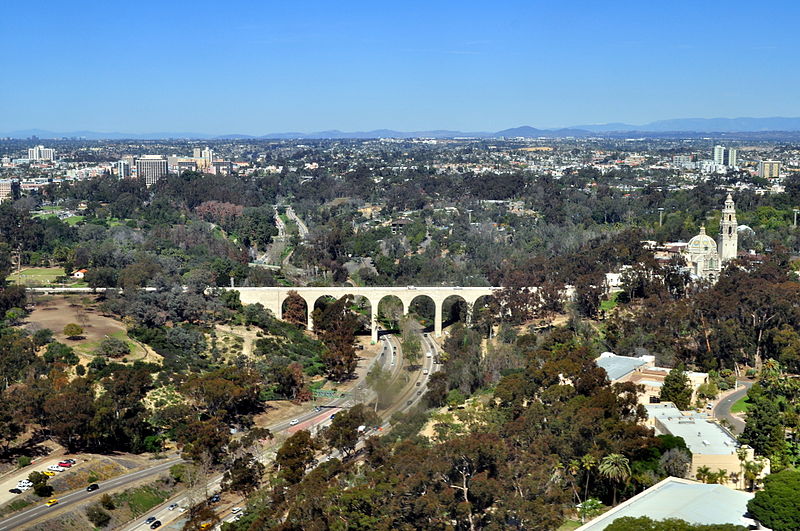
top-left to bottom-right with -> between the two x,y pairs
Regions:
113,485 -> 169,517
731,394 -> 751,414
64,215 -> 85,226
557,521 -> 582,530
600,292 -> 619,312
7,267 -> 66,286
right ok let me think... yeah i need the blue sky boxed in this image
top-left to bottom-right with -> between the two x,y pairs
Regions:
1,1 -> 798,134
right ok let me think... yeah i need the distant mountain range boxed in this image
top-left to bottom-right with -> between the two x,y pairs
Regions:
5,117 -> 800,140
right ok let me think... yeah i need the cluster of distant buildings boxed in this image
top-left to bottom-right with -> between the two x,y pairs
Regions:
116,147 -> 235,187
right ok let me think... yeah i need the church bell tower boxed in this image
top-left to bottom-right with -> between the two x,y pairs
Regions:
719,193 -> 738,261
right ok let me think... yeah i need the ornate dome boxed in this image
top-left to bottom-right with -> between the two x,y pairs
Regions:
687,225 -> 717,254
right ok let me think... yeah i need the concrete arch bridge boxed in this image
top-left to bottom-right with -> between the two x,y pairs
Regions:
232,286 -> 501,342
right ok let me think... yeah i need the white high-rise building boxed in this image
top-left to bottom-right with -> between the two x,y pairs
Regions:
713,145 -> 725,165
725,148 -> 737,168
201,147 -> 214,163
116,160 -> 131,179
135,155 -> 168,187
28,145 -> 55,161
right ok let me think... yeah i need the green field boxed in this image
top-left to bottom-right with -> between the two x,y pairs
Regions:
600,292 -> 619,312
731,394 -> 751,413
7,267 -> 66,286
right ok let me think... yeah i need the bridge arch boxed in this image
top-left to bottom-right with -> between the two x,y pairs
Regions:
232,286 -> 501,342
442,294 -> 470,327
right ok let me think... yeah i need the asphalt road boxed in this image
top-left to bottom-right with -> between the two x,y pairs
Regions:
714,381 -> 752,435
0,458 -> 182,531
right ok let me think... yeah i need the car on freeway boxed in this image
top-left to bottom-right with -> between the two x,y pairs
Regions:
423,369 -> 429,375
415,381 -> 421,386
86,483 -> 99,492
168,503 -> 178,510
43,470 -> 56,477
406,400 -> 413,406
145,517 -> 157,524
150,521 -> 162,529
417,390 -> 422,396
231,507 -> 242,513
45,499 -> 59,506
289,419 -> 299,426
9,488 -> 22,494
330,413 -> 337,419
426,352 -> 432,358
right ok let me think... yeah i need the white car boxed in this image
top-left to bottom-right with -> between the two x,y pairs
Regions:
17,480 -> 32,487
289,419 -> 299,426
426,352 -> 432,358
422,369 -> 429,375
47,465 -> 65,472
231,507 -> 242,514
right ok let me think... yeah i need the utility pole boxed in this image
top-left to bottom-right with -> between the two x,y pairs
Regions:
793,209 -> 799,228
658,207 -> 665,227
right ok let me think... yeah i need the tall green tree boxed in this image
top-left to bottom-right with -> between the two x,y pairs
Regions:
659,365 -> 692,410
747,470 -> 800,531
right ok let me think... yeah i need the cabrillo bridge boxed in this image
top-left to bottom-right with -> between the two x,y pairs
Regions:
232,286 -> 501,342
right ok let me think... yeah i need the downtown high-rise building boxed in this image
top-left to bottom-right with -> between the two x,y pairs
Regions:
116,160 -> 131,179
758,160 -> 781,179
712,145 -> 737,167
135,155 -> 168,187
28,145 -> 55,161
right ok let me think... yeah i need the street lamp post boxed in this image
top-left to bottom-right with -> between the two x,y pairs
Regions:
793,209 -> 799,228
658,207 -> 665,227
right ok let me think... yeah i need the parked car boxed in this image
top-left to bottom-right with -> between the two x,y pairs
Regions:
9,488 -> 21,494
47,465 -> 65,472
58,461 -> 72,468
63,458 -> 77,464
43,471 -> 56,477
209,494 -> 220,503
86,483 -> 99,492
45,499 -> 58,506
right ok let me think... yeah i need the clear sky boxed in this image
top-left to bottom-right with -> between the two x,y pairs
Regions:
1,0 -> 798,134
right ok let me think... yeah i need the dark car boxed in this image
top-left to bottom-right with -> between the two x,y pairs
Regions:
150,521 -> 162,529
145,517 -> 157,524
86,483 -> 99,492
209,494 -> 220,503
9,488 -> 22,494
64,458 -> 77,464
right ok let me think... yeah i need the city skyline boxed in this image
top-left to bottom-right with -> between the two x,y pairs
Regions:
2,1 -> 800,134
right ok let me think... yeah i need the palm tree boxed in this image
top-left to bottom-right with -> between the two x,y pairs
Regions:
598,454 -> 630,505
695,465 -> 712,483
568,459 -> 582,504
581,454 -> 597,502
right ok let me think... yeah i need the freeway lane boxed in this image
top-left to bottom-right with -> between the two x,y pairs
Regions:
118,334 -> 403,531
0,458 -> 182,531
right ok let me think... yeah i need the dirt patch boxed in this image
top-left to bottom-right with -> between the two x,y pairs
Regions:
23,295 -> 160,365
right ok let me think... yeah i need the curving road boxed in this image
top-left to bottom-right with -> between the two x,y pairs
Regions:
713,381 -> 752,435
0,338 -> 393,531
0,458 -> 182,531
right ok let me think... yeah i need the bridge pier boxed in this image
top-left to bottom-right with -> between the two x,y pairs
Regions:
434,299 -> 443,338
